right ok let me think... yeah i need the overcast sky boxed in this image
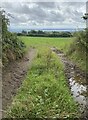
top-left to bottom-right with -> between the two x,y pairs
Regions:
1,1 -> 87,31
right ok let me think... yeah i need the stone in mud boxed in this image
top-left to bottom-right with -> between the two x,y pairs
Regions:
24,57 -> 30,61
13,73 -> 22,79
20,71 -> 26,75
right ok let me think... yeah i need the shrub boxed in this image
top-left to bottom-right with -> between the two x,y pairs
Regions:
1,9 -> 26,66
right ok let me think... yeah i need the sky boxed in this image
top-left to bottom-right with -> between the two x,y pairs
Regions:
1,0 -> 87,32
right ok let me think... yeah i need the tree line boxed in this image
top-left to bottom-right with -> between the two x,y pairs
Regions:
17,30 -> 72,37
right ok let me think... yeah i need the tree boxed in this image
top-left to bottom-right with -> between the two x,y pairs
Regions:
82,13 -> 88,20
30,30 -> 37,34
37,30 -> 44,34
22,30 -> 27,35
1,9 -> 9,39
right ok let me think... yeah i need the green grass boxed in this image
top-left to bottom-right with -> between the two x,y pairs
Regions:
7,43 -> 80,119
19,36 -> 74,53
69,50 -> 87,71
20,36 -> 87,71
20,36 -> 87,72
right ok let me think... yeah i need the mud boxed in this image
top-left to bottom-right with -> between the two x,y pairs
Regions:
2,48 -> 36,117
51,47 -> 88,118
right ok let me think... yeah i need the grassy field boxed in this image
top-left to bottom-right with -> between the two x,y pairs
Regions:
19,36 -> 74,53
20,36 -> 87,71
7,37 -> 80,119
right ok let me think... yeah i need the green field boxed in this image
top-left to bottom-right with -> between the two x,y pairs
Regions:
7,37 -> 80,119
19,36 -> 74,53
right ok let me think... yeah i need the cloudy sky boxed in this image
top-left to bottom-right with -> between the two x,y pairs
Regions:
1,1 -> 87,32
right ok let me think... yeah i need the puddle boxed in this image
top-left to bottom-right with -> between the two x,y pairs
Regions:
51,47 -> 87,114
69,78 -> 86,108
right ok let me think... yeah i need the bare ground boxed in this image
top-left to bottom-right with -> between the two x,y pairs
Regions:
2,48 -> 36,117
51,47 -> 88,119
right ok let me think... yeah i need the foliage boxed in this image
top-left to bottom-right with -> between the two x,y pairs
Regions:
22,30 -> 27,35
7,47 -> 79,118
17,30 -> 72,38
2,32 -> 25,65
82,13 -> 88,20
1,9 -> 26,66
67,29 -> 88,71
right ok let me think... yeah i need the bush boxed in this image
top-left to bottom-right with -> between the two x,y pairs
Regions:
68,29 -> 88,55
67,29 -> 88,71
2,32 -> 26,66
1,9 -> 26,66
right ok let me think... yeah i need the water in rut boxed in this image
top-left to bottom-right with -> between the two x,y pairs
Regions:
51,47 -> 88,116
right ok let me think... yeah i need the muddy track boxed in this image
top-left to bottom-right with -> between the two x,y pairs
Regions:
51,47 -> 88,119
2,48 -> 36,117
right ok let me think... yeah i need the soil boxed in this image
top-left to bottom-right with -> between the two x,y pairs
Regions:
2,48 -> 36,117
51,47 -> 88,83
51,47 -> 88,119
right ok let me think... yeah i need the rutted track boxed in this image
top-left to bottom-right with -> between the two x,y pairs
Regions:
2,48 -> 36,117
51,47 -> 88,119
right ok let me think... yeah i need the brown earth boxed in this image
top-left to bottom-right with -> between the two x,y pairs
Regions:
2,48 -> 36,117
51,47 -> 88,119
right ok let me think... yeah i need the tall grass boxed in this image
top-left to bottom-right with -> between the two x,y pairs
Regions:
67,30 -> 87,71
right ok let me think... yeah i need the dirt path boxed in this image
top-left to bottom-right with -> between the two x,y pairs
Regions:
51,47 -> 88,119
2,48 -> 36,117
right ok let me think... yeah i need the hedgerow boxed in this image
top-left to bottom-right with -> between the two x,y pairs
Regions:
1,9 -> 26,66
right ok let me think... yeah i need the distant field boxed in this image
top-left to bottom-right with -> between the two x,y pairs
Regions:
19,36 -> 74,53
19,36 -> 87,71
